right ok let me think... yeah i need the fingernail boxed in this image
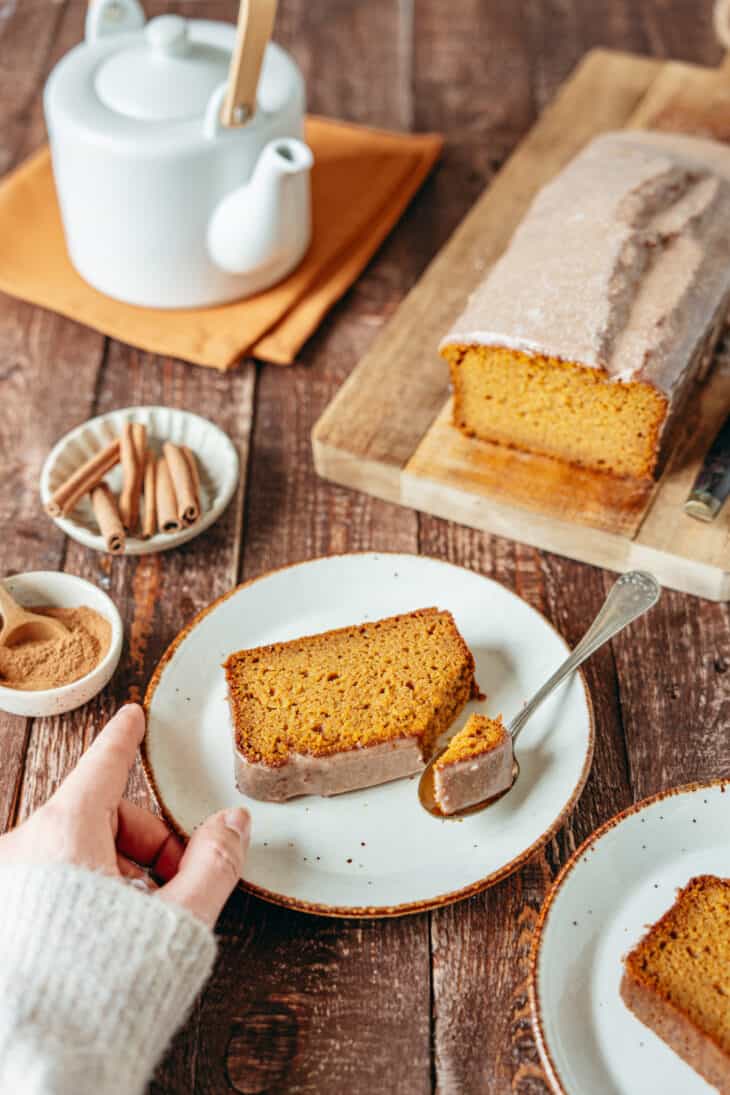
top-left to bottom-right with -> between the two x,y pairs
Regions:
121,702 -> 145,721
224,808 -> 250,841
109,703 -> 145,737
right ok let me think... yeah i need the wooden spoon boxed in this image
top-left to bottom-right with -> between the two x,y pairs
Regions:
220,0 -> 279,127
0,582 -> 68,648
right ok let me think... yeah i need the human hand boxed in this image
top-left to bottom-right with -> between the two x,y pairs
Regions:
0,703 -> 250,927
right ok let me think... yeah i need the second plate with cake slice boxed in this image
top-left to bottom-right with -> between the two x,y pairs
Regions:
143,553 -> 593,916
530,780 -> 730,1095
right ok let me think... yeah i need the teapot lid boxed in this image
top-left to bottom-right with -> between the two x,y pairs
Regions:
95,14 -> 230,121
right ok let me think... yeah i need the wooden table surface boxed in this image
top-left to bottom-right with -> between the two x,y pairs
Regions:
2,2 -> 730,1092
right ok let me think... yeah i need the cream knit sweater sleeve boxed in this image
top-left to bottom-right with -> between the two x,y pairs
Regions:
0,863 -> 217,1095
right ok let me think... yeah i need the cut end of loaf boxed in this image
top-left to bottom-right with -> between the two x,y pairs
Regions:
443,343 -> 668,479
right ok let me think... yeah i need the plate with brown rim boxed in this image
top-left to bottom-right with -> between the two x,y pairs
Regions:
142,552 -> 594,917
530,780 -> 730,1094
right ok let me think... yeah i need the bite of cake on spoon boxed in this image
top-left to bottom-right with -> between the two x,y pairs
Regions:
432,714 -> 514,816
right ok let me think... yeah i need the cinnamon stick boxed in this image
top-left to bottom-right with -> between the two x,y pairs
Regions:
90,483 -> 125,555
141,452 -> 156,540
163,442 -> 200,527
155,457 -> 181,533
181,445 -> 202,515
46,440 -> 120,517
119,422 -> 146,533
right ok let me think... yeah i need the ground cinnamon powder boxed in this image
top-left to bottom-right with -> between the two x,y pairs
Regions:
0,606 -> 111,691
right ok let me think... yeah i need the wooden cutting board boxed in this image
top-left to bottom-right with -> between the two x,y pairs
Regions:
312,49 -> 730,601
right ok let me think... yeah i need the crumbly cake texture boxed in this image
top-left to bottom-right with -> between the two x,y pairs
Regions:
434,713 -> 507,769
224,608 -> 481,768
621,874 -> 730,1092
441,131 -> 730,480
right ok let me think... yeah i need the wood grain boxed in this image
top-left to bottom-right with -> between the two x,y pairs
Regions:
0,0 -> 110,831
1,2 -> 729,1094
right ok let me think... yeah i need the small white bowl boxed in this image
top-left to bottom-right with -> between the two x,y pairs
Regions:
40,406 -> 239,556
0,572 -> 123,718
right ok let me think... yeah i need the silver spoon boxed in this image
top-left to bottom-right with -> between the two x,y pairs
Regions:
419,570 -> 661,818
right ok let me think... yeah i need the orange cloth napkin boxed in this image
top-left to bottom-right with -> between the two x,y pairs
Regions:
0,117 -> 442,369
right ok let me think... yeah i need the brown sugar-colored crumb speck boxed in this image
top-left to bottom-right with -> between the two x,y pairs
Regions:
223,608 -> 481,767
621,875 -> 730,1092
435,713 -> 507,770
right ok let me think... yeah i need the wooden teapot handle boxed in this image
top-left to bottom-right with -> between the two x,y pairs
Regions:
221,0 -> 279,127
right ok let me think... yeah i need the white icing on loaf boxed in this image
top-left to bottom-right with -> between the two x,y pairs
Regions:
441,131 -> 730,398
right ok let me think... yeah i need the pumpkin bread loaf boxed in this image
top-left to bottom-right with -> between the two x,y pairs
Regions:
224,608 -> 481,801
621,874 -> 730,1092
441,131 -> 730,480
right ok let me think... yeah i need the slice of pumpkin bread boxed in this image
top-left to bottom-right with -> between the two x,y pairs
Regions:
224,608 -> 481,801
621,874 -> 730,1092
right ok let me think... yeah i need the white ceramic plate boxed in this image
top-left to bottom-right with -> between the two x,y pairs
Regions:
530,781 -> 730,1095
143,553 -> 594,916
40,406 -> 239,555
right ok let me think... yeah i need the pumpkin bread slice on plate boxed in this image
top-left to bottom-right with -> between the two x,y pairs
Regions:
224,608 -> 481,801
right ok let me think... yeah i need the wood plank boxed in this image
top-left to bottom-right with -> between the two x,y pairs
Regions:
410,11 -> 632,1091
628,56 -> 730,134
421,537 -> 635,1093
230,1 -> 432,1092
0,0 -> 108,832
612,585 -> 730,801
0,0 -> 65,173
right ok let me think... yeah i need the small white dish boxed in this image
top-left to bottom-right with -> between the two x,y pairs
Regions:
40,406 -> 239,555
0,571 -> 123,717
530,780 -> 730,1095
143,552 -> 594,916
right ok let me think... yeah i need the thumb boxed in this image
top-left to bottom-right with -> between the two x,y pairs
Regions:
158,808 -> 250,927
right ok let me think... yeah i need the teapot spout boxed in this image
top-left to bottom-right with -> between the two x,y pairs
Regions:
207,137 -> 313,277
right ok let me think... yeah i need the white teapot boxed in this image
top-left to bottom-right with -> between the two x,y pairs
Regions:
43,0 -> 313,309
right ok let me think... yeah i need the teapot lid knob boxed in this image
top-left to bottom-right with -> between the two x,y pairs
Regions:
145,14 -> 190,57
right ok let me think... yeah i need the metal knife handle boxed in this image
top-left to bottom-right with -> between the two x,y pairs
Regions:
684,413 -> 730,523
